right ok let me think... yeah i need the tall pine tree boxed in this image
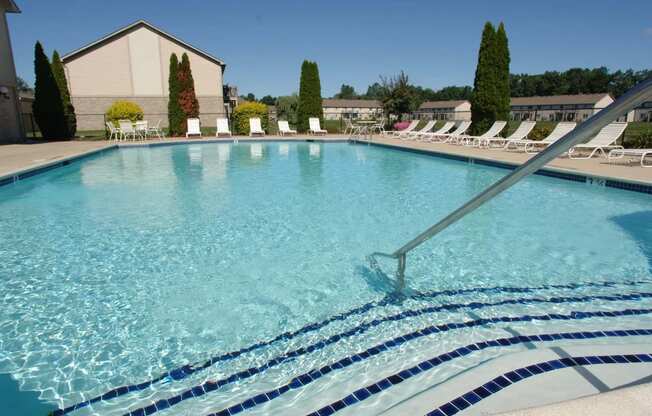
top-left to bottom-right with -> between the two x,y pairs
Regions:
167,53 -> 184,136
178,53 -> 200,121
51,50 -> 76,137
470,22 -> 497,135
297,60 -> 323,133
33,41 -> 67,139
494,23 -> 511,129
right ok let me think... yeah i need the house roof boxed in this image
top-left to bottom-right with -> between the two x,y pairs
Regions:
510,93 -> 611,106
323,99 -> 382,108
418,100 -> 469,110
1,0 -> 20,13
62,19 -> 225,69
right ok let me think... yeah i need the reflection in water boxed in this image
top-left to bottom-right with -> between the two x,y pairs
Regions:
250,143 -> 263,160
309,143 -> 320,158
279,144 -> 289,158
611,211 -> 652,273
218,143 -> 231,162
355,147 -> 367,163
189,145 -> 202,166
297,143 -> 323,186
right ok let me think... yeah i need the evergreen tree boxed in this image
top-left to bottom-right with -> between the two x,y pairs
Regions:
470,22 -> 497,135
297,60 -> 323,132
51,50 -> 76,137
178,53 -> 200,121
167,53 -> 183,136
494,23 -> 511,126
33,41 -> 67,139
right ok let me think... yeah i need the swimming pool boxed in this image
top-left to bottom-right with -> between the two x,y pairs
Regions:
0,142 -> 651,415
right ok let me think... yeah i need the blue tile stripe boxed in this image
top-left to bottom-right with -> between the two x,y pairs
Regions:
423,352 -> 652,416
55,279 -> 650,415
136,307 -> 652,416
306,328 -> 652,416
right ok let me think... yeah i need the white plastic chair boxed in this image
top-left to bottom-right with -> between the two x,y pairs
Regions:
119,119 -> 137,141
135,120 -> 148,140
433,121 -> 472,143
106,121 -> 121,141
249,118 -> 265,137
278,120 -> 297,136
216,118 -> 232,137
505,122 -> 576,153
458,121 -> 507,146
420,121 -> 455,141
148,120 -> 163,139
186,118 -> 202,138
568,122 -> 628,159
308,117 -> 327,135
480,121 -> 536,148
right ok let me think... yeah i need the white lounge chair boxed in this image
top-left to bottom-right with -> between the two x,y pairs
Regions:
419,121 -> 455,141
135,120 -> 148,140
249,118 -> 265,137
480,121 -> 536,148
568,122 -> 628,159
504,122 -> 576,154
119,119 -> 138,141
429,121 -> 472,143
278,120 -> 297,136
106,121 -> 121,141
458,121 -> 507,146
216,118 -> 232,137
186,118 -> 202,138
386,120 -> 418,137
400,120 -> 436,140
608,148 -> 652,167
308,118 -> 327,135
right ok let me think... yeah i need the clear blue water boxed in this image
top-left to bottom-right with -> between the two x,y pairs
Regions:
0,142 -> 650,415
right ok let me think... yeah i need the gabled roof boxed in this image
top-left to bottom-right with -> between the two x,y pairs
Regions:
62,19 -> 225,68
510,93 -> 611,106
418,100 -> 469,110
323,99 -> 382,108
1,0 -> 21,13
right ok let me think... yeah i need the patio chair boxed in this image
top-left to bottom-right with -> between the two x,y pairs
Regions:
344,119 -> 361,136
119,119 -> 138,141
504,122 -> 576,154
385,120 -> 418,137
568,122 -> 628,159
429,121 -> 472,143
278,120 -> 297,136
419,121 -> 455,141
249,118 -> 265,137
308,118 -> 327,135
608,148 -> 652,167
148,120 -> 164,139
216,118 -> 232,137
458,121 -> 507,146
480,121 -> 536,148
400,120 -> 436,140
106,121 -> 121,141
186,118 -> 202,138
135,120 -> 148,140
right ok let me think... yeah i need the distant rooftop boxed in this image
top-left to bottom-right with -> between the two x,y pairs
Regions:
419,100 -> 469,110
323,99 -> 382,108
1,0 -> 20,13
510,93 -> 611,106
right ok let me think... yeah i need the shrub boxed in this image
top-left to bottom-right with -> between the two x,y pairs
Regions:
296,60 -> 323,132
393,121 -> 411,131
232,102 -> 268,134
105,101 -> 144,125
528,122 -> 554,140
167,53 -> 184,136
178,53 -> 200,119
33,41 -> 68,139
51,50 -> 76,137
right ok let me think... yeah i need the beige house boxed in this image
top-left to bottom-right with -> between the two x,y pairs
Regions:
0,0 -> 23,143
414,100 -> 471,120
62,20 -> 227,131
510,93 -> 614,122
322,99 -> 383,120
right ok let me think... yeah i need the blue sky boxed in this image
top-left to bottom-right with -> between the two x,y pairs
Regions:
8,0 -> 652,97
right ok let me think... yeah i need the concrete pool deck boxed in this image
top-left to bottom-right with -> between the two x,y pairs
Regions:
1,135 -> 650,186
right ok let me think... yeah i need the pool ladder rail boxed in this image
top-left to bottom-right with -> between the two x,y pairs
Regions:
370,77 -> 652,292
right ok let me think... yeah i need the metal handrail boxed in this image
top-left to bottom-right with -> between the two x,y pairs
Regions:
371,78 -> 652,291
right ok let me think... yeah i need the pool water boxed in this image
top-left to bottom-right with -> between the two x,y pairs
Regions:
0,142 -> 650,415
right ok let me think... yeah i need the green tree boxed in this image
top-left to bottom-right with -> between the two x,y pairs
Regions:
494,23 -> 511,126
51,50 -> 76,137
296,60 -> 323,132
260,95 -> 276,105
167,53 -> 184,136
363,82 -> 384,100
470,22 -> 498,135
178,53 -> 200,120
245,93 -> 256,102
32,41 -> 67,139
379,71 -> 415,121
276,94 -> 299,125
17,76 -> 32,93
335,84 -> 356,99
